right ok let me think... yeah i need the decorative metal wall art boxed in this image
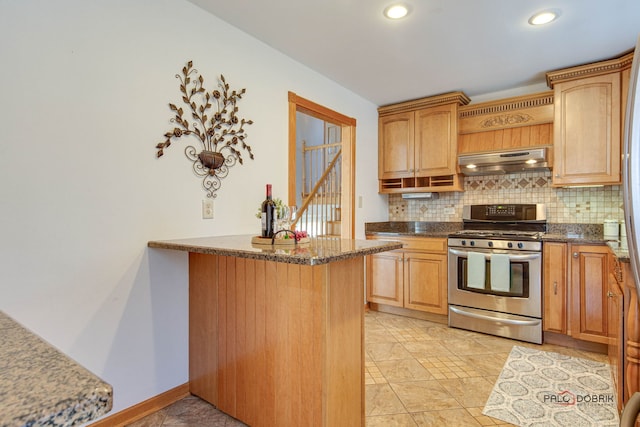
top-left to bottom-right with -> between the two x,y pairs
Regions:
155,61 -> 254,198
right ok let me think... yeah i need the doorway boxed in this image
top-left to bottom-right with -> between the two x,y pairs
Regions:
288,92 -> 356,238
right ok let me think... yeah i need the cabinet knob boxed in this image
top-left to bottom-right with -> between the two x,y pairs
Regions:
572,252 -> 579,258
607,291 -> 615,298
553,282 -> 558,295
555,173 -> 560,178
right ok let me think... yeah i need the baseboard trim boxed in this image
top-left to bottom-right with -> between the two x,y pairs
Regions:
89,383 -> 190,427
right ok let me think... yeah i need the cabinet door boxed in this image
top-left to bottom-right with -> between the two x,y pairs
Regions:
378,112 -> 414,179
414,104 -> 457,177
553,73 -> 621,186
543,242 -> 567,334
366,251 -> 404,307
403,251 -> 448,314
570,245 -> 609,343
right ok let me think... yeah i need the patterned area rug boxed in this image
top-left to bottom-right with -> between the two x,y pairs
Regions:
483,346 -> 619,426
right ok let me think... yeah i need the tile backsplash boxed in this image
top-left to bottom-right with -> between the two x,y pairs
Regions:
388,171 -> 624,224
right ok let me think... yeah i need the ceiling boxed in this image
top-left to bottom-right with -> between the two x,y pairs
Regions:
187,0 -> 640,106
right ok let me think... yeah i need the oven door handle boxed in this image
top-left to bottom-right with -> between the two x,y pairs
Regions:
449,306 -> 541,326
448,248 -> 540,261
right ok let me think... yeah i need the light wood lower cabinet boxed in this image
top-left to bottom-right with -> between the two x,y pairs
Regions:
570,244 -> 610,344
543,242 -> 568,334
543,242 -> 610,344
366,249 -> 404,307
366,236 -> 448,315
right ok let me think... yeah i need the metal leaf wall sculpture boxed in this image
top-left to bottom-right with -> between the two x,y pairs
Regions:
155,61 -> 254,198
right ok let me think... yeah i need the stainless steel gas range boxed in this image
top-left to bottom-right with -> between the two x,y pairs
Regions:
448,204 -> 546,344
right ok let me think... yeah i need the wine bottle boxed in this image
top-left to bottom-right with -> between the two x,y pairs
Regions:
261,184 -> 276,238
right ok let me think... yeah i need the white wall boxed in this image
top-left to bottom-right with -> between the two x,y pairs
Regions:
0,0 -> 387,418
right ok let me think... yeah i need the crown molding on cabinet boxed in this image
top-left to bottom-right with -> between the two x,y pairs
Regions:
546,51 -> 634,87
378,91 -> 470,116
458,91 -> 554,134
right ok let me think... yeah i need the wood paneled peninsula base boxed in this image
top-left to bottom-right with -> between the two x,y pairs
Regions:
148,235 -> 402,427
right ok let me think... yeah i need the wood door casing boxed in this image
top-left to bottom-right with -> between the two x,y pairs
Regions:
288,92 -> 356,239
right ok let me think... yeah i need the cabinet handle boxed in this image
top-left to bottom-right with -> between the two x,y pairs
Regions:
572,252 -> 579,258
553,281 -> 558,295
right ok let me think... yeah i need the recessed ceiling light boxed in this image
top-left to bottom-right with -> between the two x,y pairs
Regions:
384,4 -> 409,20
528,10 -> 558,26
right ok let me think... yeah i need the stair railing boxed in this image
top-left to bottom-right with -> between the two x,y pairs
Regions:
292,148 -> 342,237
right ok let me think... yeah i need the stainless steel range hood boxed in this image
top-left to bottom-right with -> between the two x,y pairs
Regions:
458,147 -> 550,176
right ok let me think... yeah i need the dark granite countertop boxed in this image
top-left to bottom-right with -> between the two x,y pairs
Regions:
148,234 -> 403,266
365,222 -> 461,238
0,312 -> 112,427
365,221 -> 621,245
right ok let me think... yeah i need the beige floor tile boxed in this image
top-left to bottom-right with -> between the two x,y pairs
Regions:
458,353 -> 510,377
365,383 -> 407,416
471,335 -> 518,353
166,396 -> 245,426
390,380 -> 461,412
376,315 -> 419,330
366,413 -> 418,426
412,408 -> 482,426
415,325 -> 480,340
126,411 -> 167,427
437,377 -> 495,407
376,358 -> 434,382
366,341 -> 413,361
440,338 -> 497,355
401,340 -> 454,357
367,328 -> 401,343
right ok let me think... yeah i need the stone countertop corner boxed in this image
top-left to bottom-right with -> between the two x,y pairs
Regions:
0,312 -> 113,427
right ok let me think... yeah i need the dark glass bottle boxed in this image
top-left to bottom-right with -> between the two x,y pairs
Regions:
261,184 -> 276,238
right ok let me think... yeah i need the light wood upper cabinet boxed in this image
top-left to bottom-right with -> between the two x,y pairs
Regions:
414,104 -> 458,177
569,244 -> 610,344
543,242 -> 567,334
378,112 -> 414,179
546,53 -> 633,187
551,73 -> 621,186
378,92 -> 469,193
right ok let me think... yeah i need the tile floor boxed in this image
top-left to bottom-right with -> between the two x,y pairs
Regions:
127,310 -> 609,427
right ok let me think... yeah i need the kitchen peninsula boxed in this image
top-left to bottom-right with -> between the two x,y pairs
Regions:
148,235 -> 402,427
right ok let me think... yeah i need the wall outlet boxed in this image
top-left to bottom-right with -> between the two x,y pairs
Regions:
202,199 -> 214,219
444,207 -> 455,215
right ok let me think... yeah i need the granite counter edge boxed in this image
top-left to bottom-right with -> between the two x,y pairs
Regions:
148,240 -> 403,266
0,312 -> 113,427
